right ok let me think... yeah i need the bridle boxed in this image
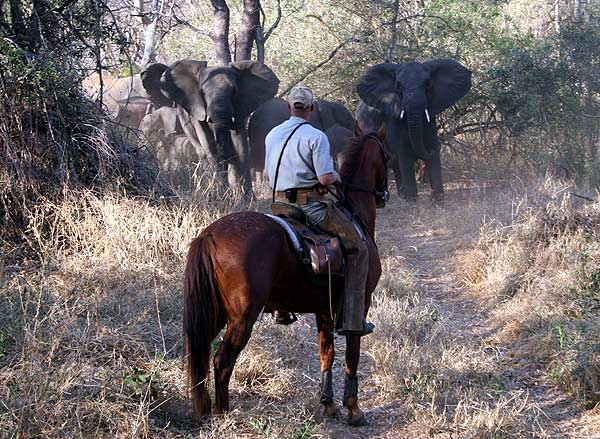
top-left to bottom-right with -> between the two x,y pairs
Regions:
338,133 -> 390,208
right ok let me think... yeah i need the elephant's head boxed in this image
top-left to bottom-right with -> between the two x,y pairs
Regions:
356,59 -> 471,159
141,60 -> 279,172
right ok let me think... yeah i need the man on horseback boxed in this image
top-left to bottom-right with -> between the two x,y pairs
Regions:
264,86 -> 374,337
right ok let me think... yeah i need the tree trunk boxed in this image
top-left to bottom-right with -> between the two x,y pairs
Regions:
256,0 -> 281,65
140,0 -> 160,67
574,0 -> 587,24
210,0 -> 232,65
0,0 -> 7,32
29,0 -> 58,52
133,0 -> 151,26
386,0 -> 400,62
10,0 -> 27,44
584,87 -> 598,187
235,0 -> 260,62
554,0 -> 561,33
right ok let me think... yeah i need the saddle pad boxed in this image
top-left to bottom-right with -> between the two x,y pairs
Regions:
265,214 -> 303,253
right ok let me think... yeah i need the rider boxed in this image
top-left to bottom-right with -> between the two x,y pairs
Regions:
264,85 -> 374,337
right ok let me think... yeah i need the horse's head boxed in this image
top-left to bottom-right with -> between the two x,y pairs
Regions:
339,101 -> 389,204
354,122 -> 389,209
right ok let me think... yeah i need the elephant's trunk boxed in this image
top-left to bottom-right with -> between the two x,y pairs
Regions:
211,116 -> 233,173
404,91 -> 433,160
407,113 -> 432,160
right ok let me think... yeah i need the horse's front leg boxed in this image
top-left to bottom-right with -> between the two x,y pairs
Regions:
316,312 -> 339,418
344,335 -> 367,426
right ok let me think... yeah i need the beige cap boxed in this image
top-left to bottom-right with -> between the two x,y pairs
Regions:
287,85 -> 314,109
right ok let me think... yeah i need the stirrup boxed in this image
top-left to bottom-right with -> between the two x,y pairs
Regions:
336,320 -> 375,337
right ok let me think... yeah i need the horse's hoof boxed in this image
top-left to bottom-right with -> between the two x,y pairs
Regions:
315,403 -> 340,422
348,410 -> 368,426
323,403 -> 340,419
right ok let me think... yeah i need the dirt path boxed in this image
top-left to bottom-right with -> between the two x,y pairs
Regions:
360,185 -> 598,439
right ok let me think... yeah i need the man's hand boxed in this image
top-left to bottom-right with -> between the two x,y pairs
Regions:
317,171 -> 340,186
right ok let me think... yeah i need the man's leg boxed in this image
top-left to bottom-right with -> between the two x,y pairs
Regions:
316,204 -> 372,335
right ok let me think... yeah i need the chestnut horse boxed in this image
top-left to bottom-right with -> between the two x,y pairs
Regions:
183,123 -> 388,426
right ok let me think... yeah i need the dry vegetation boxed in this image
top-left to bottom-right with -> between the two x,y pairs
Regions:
463,177 -> 600,412
2,174 -> 600,438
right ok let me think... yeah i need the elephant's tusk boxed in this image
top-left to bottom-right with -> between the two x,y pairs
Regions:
400,110 -> 405,119
231,116 -> 236,125
425,109 -> 431,123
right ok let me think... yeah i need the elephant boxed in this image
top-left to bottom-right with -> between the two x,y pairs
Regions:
357,59 -> 471,201
139,107 -> 207,182
248,97 -> 354,173
112,96 -> 154,130
83,72 -> 153,113
139,106 -> 183,140
140,60 -> 279,193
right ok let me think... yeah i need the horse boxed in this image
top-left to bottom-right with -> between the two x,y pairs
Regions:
183,116 -> 389,426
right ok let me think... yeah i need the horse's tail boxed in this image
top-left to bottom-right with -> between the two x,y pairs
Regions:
183,234 -> 220,415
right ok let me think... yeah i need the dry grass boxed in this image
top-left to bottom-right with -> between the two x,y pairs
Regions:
1,174 -> 598,438
463,176 -> 600,409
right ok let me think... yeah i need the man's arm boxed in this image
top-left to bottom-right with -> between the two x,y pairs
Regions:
318,171 -> 340,186
312,132 -> 338,186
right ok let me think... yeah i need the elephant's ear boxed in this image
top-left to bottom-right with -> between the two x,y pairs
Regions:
230,61 -> 279,117
423,59 -> 471,115
141,63 -> 172,107
162,60 -> 209,121
356,63 -> 402,119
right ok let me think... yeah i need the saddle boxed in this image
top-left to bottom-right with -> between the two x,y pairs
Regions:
270,202 -> 345,277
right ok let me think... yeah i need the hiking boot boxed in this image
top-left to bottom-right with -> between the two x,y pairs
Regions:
273,310 -> 298,325
336,319 -> 375,337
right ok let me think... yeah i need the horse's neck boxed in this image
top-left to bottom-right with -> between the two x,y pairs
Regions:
346,183 -> 376,240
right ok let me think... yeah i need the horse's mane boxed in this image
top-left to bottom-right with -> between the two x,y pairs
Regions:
339,134 -> 370,181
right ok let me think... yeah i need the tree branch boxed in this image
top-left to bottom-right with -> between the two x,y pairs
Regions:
263,0 -> 281,41
172,15 -> 211,37
279,37 -> 358,97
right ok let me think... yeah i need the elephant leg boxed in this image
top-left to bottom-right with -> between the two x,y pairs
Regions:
427,150 -> 443,202
399,157 -> 418,201
229,124 -> 253,196
195,120 -> 219,169
178,107 -> 217,169
389,155 -> 402,196
344,336 -> 367,426
315,312 -> 339,419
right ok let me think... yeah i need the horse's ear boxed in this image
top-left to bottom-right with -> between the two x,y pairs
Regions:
376,123 -> 386,142
353,120 -> 364,138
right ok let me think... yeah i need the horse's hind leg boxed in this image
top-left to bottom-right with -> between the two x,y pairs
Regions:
213,317 -> 255,414
344,335 -> 368,426
316,312 -> 339,419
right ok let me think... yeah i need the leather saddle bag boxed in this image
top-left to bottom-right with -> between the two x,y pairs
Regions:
291,221 -> 345,277
270,203 -> 345,277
